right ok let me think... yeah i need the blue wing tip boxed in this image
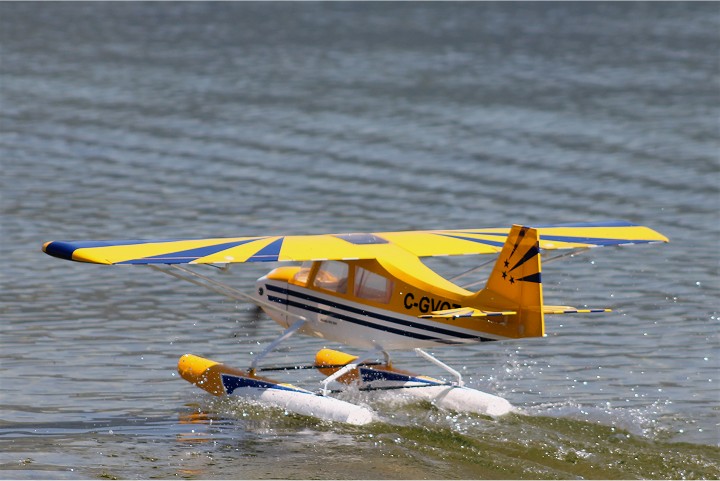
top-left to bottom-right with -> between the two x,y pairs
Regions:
43,241 -> 76,261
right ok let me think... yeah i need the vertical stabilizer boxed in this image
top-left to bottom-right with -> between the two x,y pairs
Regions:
473,225 -> 545,338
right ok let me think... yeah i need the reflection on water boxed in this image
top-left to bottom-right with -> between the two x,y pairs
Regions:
177,409 -> 213,446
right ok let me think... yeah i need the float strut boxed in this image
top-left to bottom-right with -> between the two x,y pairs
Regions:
414,348 -> 464,387
319,349 -> 383,396
249,318 -> 307,375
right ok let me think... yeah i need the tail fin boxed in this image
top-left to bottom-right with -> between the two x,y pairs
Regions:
472,225 -> 545,338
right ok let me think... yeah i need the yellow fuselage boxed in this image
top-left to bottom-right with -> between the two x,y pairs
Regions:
255,257 -> 515,351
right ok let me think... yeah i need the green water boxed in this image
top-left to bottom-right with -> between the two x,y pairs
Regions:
7,399 -> 713,480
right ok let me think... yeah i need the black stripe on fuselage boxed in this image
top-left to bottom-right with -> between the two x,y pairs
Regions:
265,284 -> 497,344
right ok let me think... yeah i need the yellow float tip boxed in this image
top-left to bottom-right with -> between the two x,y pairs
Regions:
177,354 -> 228,395
315,348 -> 358,367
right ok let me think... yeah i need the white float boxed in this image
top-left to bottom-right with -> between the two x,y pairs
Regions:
178,354 -> 373,425
315,349 -> 513,417
353,366 -> 513,417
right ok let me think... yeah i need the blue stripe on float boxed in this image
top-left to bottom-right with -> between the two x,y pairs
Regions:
359,367 -> 440,385
221,373 -> 310,395
266,285 -> 497,343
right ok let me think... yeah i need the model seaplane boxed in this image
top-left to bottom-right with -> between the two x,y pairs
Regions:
43,221 -> 668,425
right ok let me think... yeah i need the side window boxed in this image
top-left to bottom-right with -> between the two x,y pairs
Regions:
291,261 -> 314,286
313,261 -> 349,294
354,267 -> 393,304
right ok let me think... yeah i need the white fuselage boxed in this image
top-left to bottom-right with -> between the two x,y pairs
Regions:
255,275 -> 500,351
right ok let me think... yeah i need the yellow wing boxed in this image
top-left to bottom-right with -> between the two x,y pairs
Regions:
42,220 -> 668,265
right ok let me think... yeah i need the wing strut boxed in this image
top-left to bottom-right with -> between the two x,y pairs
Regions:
460,248 -> 590,290
149,264 -> 310,372
148,264 -> 306,322
448,258 -> 496,283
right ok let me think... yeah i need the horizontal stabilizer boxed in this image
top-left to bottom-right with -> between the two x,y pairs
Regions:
543,305 -> 611,315
420,307 -> 517,320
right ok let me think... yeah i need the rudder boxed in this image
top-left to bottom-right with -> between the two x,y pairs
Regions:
473,225 -> 545,338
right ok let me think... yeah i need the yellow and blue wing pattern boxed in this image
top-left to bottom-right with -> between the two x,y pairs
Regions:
42,220 -> 668,266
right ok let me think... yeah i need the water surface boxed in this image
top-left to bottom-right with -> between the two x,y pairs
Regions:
1,2 -> 718,479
